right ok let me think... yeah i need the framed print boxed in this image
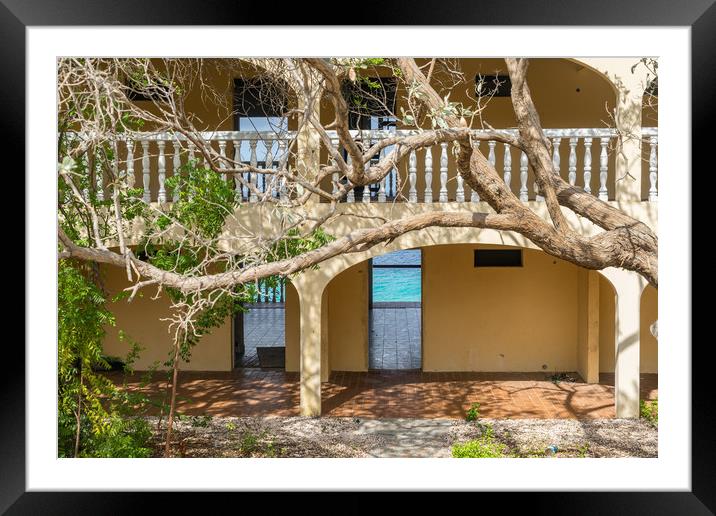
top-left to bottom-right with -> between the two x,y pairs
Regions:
5,0 -> 711,512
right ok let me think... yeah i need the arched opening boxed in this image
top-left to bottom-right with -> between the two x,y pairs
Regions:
316,242 -> 623,419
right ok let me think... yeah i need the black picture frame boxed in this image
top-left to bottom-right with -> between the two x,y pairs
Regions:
5,0 -> 708,512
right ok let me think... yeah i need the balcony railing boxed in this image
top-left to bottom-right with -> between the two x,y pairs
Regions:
78,127 -> 658,204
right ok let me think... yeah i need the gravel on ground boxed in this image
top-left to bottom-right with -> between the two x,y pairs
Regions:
149,415 -> 657,458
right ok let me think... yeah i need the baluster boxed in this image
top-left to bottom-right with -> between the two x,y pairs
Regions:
503,143 -> 512,190
157,140 -> 166,203
439,142 -> 448,202
424,147 -> 433,202
278,140 -> 288,203
233,139 -> 242,201
519,151 -> 529,202
249,140 -> 258,202
378,145 -> 387,203
408,149 -> 417,203
455,145 -> 465,202
583,137 -> 593,194
218,140 -> 228,184
488,140 -> 497,167
362,136 -> 371,203
172,138 -> 181,202
125,138 -> 135,188
568,137 -> 578,186
264,139 -> 274,197
551,137 -> 561,176
470,142 -> 480,202
648,136 -> 658,201
598,137 -> 609,201
187,141 -> 196,163
141,140 -> 150,202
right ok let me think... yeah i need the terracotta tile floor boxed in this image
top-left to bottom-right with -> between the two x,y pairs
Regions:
114,370 -> 657,420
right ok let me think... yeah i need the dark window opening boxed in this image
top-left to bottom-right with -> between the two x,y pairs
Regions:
339,77 -> 398,201
474,249 -> 523,267
233,77 -> 288,120
341,77 -> 398,129
645,78 -> 658,97
475,74 -> 512,98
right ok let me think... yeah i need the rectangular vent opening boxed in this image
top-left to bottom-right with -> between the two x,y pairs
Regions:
474,249 -> 523,267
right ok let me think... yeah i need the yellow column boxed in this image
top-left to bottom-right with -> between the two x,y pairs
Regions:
294,271 -> 328,416
577,269 -> 600,383
296,74 -> 322,203
600,267 -> 646,418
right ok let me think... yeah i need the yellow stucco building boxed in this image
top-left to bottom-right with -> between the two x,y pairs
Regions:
100,58 -> 658,419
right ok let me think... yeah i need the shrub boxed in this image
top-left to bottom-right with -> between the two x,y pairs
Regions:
452,425 -> 507,458
465,402 -> 481,422
640,399 -> 658,426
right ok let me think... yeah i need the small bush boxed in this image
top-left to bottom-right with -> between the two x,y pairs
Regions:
239,432 -> 259,454
452,425 -> 507,458
465,402 -> 481,422
640,399 -> 658,426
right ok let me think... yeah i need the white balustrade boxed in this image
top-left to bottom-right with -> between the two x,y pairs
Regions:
75,127 -> 652,204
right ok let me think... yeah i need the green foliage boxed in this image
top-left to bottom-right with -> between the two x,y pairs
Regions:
58,260 -> 152,458
577,442 -> 591,458
465,402 -> 481,422
452,425 -> 507,458
164,162 -> 236,240
239,431 -> 260,454
640,399 -> 658,426
186,414 -> 213,428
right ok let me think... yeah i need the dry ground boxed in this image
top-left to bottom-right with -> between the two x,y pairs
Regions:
148,415 -> 657,458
